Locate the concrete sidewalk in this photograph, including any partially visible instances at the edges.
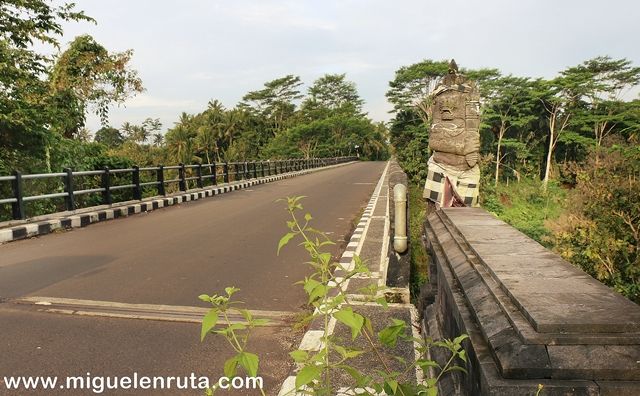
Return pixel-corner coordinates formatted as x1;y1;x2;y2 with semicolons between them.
278;161;419;395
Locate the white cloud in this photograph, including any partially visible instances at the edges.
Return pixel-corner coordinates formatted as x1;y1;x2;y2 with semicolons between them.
61;0;639;132
225;1;336;31
123;94;200;110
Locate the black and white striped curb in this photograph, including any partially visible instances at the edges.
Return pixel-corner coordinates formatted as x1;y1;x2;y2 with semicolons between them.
277;161;390;396
0;162;356;245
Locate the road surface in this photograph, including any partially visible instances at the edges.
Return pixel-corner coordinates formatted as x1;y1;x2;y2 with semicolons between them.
0;161;386;395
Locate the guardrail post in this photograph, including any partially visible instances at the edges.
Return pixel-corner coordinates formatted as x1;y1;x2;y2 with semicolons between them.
196;164;203;188
261;162;265;177
132;166;142;200
224;163;229;183
102;167;112;205
234;163;240;181
63;168;75;212
157;165;166;195
211;162;217;185
11;171;25;220
179;163;187;191
252;162;257;179
244;162;248;179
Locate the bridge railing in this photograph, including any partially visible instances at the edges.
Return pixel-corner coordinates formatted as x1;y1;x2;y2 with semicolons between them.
0;157;355;220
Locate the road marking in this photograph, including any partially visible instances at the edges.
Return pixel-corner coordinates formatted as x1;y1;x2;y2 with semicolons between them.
354;182;374;185
13;297;295;326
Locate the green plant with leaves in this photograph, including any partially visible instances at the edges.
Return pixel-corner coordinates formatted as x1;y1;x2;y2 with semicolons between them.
201;196;469;395
199;287;270;396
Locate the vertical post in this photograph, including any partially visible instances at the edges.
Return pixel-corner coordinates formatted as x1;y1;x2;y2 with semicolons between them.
244;162;249;179
261;162;265;177
224;163;229;183
234;163;240;181
196;164;203;188
63;168;75;212
252;162;257;179
157;165;166;196
102;167;112;205
179;163;187;191
211;162;217;185
132;166;142;200
11;171;25;220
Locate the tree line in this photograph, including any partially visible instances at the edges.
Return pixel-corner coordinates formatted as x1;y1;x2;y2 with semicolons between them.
1;1;388;179
0;1;387;221
387;58;640;303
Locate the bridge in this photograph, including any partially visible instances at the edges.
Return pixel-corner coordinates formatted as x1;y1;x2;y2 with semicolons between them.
0;159;639;395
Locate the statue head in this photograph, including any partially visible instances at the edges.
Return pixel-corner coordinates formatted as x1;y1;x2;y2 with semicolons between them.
429;60;481;168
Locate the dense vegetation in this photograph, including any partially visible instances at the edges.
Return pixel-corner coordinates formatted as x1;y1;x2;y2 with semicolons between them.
388;59;640;303
0;1;388;220
2;2;637;303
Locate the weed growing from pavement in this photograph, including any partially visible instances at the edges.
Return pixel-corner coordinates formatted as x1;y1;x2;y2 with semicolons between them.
200;196;468;395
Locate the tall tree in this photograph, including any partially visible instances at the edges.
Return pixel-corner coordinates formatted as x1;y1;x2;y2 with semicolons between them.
241;75;303;136
483;76;537;186
386;60;449;123
49;34;144;136
533;77;577;191
0;0;92;170
302;74;364;119
561;56;640;161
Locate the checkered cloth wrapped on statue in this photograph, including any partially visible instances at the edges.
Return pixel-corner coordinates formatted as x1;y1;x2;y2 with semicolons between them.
423;156;479;207
422;59;481;208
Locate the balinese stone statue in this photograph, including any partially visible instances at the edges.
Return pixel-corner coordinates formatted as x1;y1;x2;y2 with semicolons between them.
423;60;481;208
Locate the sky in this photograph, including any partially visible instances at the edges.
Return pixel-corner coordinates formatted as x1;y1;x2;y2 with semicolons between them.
50;0;640;133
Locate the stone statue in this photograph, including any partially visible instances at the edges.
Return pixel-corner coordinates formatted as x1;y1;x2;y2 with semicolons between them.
423;60;481;208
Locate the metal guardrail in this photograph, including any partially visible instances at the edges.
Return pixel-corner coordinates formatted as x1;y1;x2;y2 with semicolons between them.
0;157;355;220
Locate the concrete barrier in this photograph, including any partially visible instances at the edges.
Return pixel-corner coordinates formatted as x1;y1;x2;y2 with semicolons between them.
421;207;640;395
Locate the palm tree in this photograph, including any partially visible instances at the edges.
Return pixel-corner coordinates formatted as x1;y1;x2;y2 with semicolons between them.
152;133;164;147
166;113;197;164
196;126;217;164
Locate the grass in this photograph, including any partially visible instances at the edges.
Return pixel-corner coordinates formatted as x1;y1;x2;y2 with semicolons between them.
408;182;429;301
481;178;567;245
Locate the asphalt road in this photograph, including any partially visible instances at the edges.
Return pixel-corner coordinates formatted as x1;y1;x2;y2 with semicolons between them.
0;161;386;395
